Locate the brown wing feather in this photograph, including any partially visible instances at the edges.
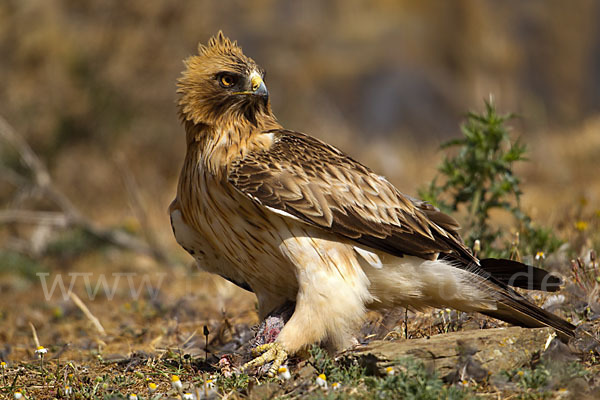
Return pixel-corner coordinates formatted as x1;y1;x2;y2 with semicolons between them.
228;129;477;265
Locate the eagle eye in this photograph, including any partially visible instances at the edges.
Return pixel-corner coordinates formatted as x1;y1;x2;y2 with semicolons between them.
218;73;237;88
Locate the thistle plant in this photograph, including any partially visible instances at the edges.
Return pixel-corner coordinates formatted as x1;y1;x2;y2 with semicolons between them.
420;98;561;258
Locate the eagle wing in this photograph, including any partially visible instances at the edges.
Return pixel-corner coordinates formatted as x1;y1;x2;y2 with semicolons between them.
228;129;477;265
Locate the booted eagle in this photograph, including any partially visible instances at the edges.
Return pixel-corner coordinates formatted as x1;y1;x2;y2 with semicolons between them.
170;32;574;375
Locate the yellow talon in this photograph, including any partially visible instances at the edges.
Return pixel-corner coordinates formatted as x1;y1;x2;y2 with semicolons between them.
242;342;288;377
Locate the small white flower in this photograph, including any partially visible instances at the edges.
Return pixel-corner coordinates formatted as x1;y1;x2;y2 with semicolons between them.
198;379;217;398
473;240;481;253
171;374;183;390
35;346;48;355
315;373;327;388
204;378;216;389
182;393;195;400
535;251;546;260
65;386;72;395
1;361;6;369
128;394;138;400
147;381;157;393
331;382;341;390
385;366;395;376
277;366;291;380
14;391;23;400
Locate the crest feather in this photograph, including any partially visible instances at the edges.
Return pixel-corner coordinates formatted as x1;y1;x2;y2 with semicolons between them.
199;31;240;57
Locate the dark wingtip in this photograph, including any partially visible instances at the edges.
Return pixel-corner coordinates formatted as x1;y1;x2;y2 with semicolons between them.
480;258;563;292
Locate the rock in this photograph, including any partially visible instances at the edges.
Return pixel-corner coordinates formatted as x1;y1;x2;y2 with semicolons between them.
342;327;556;381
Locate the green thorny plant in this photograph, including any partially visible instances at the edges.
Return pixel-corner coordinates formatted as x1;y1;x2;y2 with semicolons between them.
419;99;562;259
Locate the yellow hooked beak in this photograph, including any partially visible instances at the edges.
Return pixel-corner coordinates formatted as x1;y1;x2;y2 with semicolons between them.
251;75;263;92
233;72;268;98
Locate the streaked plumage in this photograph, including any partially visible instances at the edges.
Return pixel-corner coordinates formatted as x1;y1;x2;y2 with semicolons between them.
171;32;575;375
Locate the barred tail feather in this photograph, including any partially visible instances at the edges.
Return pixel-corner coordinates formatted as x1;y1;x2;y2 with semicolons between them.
482;287;575;341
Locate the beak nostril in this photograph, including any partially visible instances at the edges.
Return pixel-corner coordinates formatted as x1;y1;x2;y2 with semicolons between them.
250;75;263;93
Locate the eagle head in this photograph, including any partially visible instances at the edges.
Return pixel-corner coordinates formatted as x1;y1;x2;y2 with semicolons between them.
178;31;270;127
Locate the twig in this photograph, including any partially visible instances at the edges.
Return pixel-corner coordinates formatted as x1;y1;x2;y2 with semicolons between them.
571;259;586;291
181;329;198;348
204;325;210;362
0;114;173;263
0;116;51;188
29;322;47;371
0;115;82;220
0;210;70;226
29;322;41;348
69;292;107;336
9;369;20;393
404;308;408;339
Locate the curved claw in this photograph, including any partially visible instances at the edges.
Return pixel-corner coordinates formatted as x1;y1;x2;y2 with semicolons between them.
242;343;288;377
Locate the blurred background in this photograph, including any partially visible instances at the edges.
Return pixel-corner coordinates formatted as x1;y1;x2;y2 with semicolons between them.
2;0;600;225
1;0;599;357
2;0;600;226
